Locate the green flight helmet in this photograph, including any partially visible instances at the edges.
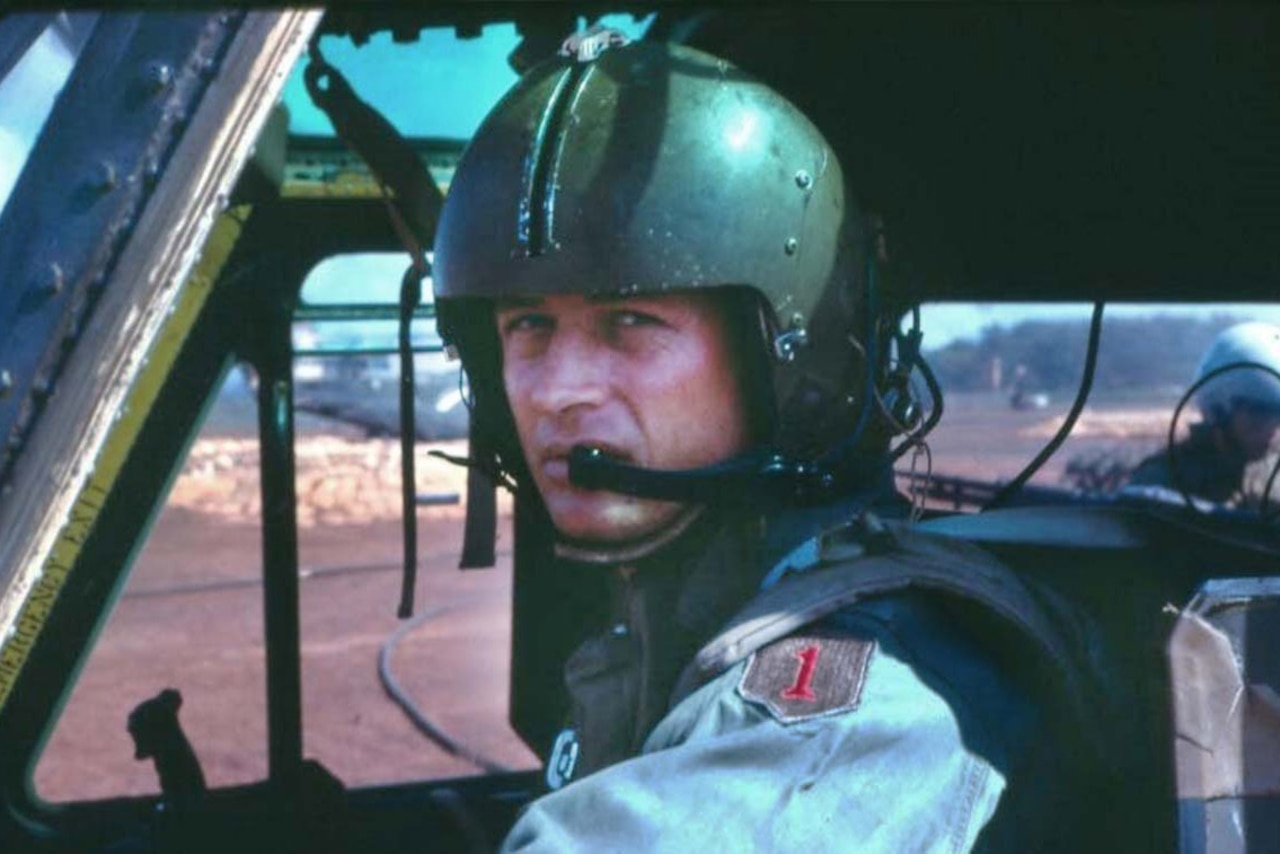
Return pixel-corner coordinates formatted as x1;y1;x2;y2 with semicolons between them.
434;35;874;487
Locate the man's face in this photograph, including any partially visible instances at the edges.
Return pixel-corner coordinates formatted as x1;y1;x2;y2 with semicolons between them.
1227;405;1280;462
497;292;752;544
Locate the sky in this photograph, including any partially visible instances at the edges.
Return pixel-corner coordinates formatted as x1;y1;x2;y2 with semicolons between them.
281;24;522;141
5;15;1280;352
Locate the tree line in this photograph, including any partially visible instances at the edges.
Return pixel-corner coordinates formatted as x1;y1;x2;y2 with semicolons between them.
925;313;1247;394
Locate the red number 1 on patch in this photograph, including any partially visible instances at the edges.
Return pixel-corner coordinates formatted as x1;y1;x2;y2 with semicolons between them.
781;643;821;701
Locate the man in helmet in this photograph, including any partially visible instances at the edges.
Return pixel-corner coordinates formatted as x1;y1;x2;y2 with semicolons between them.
1127;321;1280;507
433;31;1090;852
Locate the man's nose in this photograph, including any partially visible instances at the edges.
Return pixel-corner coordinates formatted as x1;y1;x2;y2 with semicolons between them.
529;331;610;413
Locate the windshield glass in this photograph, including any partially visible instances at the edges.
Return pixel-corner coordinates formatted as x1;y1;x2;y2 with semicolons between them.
0;13;95;217
280;13;653;141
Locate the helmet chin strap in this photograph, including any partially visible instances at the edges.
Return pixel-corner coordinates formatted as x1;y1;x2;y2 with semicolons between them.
567;446;875;506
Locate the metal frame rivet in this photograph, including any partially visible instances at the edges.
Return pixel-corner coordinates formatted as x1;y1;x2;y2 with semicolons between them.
149;62;173;91
97;161;118;191
45;263;65;296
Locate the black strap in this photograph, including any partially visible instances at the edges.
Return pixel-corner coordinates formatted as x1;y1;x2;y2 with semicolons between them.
459;461;497;569
396;265;422;617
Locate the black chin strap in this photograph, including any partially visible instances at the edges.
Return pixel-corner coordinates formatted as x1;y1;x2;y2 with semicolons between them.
567;446;892;506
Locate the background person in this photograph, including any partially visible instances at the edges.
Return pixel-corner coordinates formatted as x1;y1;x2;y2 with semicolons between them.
1127;321;1280;506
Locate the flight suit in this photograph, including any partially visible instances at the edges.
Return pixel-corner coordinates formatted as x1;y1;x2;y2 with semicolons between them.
502;506;1085;853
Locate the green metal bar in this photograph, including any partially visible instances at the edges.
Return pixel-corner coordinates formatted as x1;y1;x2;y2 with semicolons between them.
257;305;303;790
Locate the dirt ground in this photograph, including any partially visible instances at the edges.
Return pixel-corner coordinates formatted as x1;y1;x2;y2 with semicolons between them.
909;390;1172;482
28;388;1211;804
34;430;536;803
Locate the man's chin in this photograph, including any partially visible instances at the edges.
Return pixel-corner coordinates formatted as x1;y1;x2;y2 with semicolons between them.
545;495;684;546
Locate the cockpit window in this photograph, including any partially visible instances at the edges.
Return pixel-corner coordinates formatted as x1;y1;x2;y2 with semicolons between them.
291;254;537;786
280;13;653;141
301;252;417;306
909;302;1280;512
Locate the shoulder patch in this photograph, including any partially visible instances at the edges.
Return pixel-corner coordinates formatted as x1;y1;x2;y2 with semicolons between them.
737;629;874;723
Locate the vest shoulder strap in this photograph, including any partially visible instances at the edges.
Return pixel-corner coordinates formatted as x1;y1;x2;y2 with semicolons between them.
670;516;1086;726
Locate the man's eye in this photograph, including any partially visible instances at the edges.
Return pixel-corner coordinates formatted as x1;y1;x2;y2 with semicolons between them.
612;310;662;328
502;314;551;335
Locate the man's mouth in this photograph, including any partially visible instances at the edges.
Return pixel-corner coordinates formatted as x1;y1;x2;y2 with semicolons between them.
541;443;630;484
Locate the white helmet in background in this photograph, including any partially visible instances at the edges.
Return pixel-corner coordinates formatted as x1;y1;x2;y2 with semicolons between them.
1194;321;1280;421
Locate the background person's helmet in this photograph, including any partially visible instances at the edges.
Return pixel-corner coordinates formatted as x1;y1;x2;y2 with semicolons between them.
1193;321;1280;421
433;36;880;496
